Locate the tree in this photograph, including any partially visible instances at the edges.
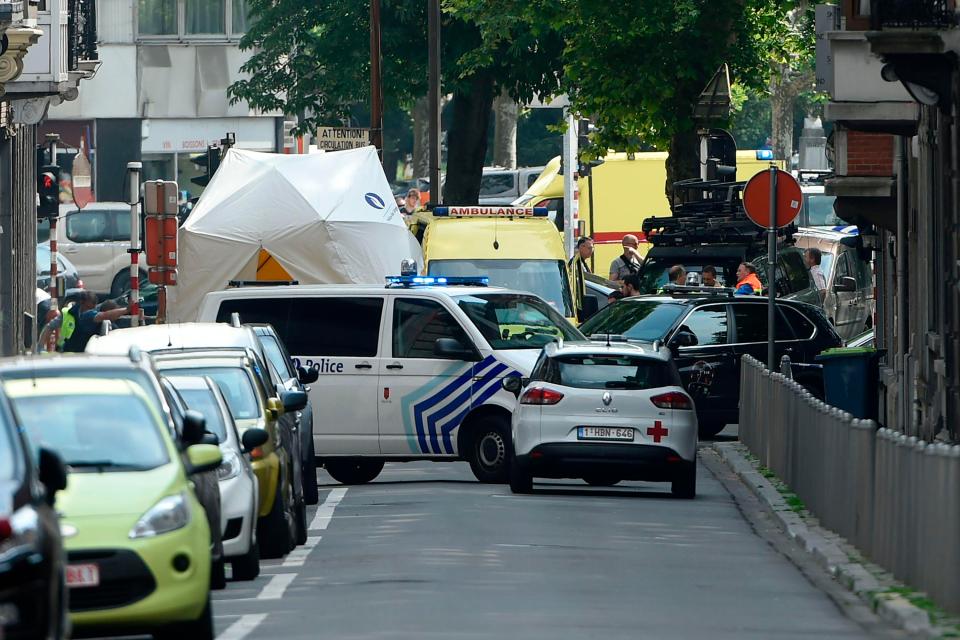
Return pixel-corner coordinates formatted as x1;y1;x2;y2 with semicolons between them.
450;0;797;196
230;0;563;204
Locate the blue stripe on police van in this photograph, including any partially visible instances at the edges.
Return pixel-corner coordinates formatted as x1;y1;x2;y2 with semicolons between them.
411;356;498;454
436;362;507;454
399;360;469;454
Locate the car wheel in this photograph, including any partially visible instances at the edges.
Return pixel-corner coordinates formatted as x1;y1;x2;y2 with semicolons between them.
110;269;143;299
153;594;214;640
509;459;533;494
583;475;621;487
466;416;510;484
697;421;726;439
231;538;260;581
257;480;293;559
324;459;384;485
302;439;319;505
210;557;226;590
671;461;697;499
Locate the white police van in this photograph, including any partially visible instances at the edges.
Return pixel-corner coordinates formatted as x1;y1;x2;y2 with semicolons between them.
197;276;585;484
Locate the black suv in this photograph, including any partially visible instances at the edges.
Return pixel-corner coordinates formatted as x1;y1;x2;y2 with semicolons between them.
580;289;841;437
0;387;68;640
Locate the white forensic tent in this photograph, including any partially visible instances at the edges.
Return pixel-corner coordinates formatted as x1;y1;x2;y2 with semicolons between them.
169;146;422;321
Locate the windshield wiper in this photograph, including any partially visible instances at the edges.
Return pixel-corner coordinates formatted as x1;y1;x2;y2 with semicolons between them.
68;461;150;472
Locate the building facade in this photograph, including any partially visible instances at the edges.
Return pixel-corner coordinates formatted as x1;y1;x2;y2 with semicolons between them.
823;0;960;442
44;0;282;202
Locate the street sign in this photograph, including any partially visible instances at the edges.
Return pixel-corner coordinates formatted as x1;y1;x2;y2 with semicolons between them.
316;127;371;151
742;168;803;229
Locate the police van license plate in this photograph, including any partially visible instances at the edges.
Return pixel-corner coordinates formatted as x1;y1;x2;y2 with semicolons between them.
577;427;634;441
66;564;99;588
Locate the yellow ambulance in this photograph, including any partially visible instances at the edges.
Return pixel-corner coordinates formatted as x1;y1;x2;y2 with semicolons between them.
513;150;780;278
418;206;578;323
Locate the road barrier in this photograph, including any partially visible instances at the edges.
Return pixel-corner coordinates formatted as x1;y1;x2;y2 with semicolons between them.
739;355;960;613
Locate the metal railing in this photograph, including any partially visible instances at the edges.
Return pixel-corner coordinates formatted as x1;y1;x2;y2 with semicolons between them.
871;0;960;29
740;355;960;613
66;0;97;70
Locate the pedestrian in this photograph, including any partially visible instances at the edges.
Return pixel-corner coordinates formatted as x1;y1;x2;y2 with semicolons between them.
607;290;624;305
804;247;827;301
401;188;421;217
621;273;642;297
569;236;594;321
608;234;642;282
667;264;687;286
735;262;763;295
702;265;719;287
51;291;132;352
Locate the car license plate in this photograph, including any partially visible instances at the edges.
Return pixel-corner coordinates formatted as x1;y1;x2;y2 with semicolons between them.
66;564;99;588
577;427;634;441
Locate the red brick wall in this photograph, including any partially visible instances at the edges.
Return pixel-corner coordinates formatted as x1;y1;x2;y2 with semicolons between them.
845;131;894;177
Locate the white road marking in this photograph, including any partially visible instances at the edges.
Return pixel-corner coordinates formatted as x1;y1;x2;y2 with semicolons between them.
282;535;322;567
257;573;296;600
309;487;348;531
216;613;268;640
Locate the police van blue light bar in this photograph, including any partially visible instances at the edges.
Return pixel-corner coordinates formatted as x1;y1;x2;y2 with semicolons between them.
386;275;490;287
755;149;775;161
433;206;549;218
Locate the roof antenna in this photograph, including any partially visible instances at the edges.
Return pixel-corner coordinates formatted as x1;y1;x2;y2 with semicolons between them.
606;332;611;347
493;217;500;251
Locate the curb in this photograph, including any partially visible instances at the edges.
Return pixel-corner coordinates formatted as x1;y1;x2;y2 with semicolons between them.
713;441;941;639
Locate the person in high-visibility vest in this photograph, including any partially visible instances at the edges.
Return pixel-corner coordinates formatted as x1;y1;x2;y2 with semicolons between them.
735;262;763;295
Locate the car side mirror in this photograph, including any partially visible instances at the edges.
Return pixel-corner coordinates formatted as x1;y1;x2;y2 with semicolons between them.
501;375;522;397
670;330;698;349
200;432;219;446
834;276;857;293
581;296;599;320
281;390;308;412
181;410;207;445
434;337;480;361
298;366;319;385
38;447;67;505
241;427;270;454
186;444;222;475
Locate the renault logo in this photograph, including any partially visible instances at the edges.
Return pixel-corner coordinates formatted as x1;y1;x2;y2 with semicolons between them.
602;392;612;406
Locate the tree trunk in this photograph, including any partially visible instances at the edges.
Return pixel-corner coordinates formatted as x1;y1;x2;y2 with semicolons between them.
443;72;496;204
770;64;796;166
411;96;430;179
492;89;518;169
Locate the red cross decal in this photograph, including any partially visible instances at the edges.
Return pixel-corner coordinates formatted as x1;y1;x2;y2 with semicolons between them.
647;420;668;443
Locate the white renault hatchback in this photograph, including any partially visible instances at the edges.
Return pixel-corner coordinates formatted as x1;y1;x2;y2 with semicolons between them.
506;340;698;497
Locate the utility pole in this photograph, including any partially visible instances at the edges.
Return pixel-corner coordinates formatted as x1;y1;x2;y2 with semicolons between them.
428;0;441;205
370;0;383;161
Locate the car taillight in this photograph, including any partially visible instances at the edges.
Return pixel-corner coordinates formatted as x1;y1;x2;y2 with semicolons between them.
520;387;564;405
0;518;11;541
651;391;693;410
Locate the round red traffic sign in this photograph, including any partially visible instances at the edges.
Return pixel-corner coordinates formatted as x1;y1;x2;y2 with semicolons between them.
742;168;803;229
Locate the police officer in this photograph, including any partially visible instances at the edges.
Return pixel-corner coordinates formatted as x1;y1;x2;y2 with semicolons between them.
569;236;594;320
41;291;132;352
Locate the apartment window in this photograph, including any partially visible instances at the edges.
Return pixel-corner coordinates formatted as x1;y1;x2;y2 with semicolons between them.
138;0;250;39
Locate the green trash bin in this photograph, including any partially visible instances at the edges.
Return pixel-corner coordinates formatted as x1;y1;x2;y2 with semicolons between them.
815;347;881;420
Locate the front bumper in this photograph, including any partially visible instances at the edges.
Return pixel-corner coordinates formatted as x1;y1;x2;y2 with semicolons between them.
67;519;210;631
218;472;257;559
516;442;693;482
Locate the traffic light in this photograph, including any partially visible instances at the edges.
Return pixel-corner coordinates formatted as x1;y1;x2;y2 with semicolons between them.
190;145;221;188
37;164;60;218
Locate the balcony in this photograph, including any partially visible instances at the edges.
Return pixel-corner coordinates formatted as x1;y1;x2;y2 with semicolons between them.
5;0;97;99
870;0;959;30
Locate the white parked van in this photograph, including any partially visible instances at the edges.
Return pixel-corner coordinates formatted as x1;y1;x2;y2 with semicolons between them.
197;278;585;484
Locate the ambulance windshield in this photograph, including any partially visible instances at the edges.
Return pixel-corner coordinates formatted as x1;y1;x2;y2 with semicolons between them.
454;293;584;350
429;259;575;318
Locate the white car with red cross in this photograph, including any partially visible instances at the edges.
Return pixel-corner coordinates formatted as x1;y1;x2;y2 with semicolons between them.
504;340;698;497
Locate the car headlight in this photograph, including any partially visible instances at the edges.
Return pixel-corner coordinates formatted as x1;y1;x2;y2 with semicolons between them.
217;450;242;481
0;505;40;562
129;492;191;539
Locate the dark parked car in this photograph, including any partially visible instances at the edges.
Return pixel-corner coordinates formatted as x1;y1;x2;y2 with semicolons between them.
580;288;842;437
37;243;83;292
0;387;68;640
249;324;320;505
